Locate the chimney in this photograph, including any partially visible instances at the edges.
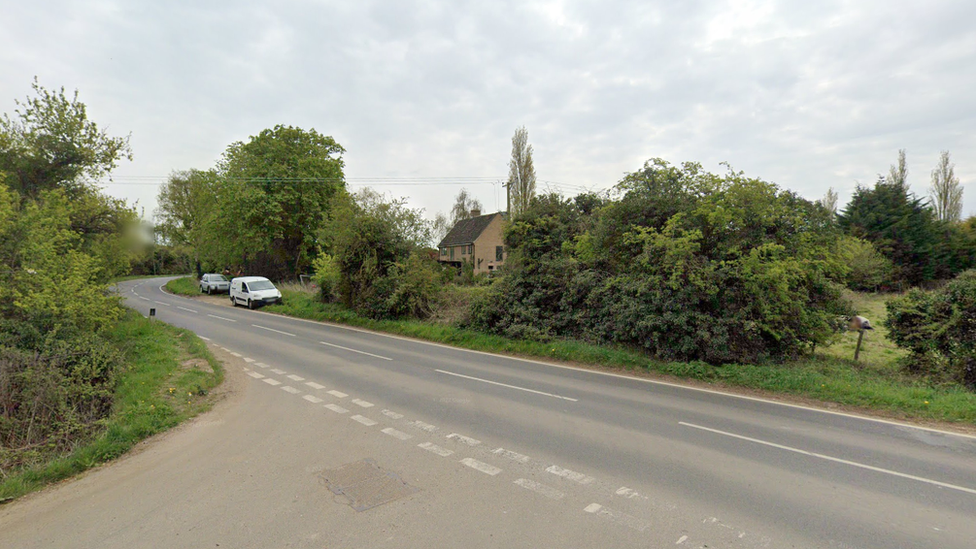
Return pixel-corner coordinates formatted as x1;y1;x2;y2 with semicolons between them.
470;209;481;217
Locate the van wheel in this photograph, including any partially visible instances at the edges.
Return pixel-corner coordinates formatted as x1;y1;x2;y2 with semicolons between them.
248;299;256;310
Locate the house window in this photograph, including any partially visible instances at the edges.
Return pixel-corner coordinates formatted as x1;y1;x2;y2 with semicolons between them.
496;246;504;261
440;247;446;256
462;245;467;256
467;244;473;255
450;247;455;260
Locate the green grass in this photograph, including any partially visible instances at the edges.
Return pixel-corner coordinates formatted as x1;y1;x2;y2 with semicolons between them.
0;311;223;502
821;290;908;370
165;276;200;296
264;285;976;426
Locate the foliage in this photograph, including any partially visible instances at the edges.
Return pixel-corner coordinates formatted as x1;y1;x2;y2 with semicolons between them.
469;160;854;364
449;188;483;226
1;312;222;499
506;126;536;217
834;236;893;291
886;270;976;387
316;189;439;319
838;176;942;285
0;79;131;201
929;150;963;223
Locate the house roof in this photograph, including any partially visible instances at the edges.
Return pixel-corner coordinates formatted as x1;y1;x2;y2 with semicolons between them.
438;212;504;247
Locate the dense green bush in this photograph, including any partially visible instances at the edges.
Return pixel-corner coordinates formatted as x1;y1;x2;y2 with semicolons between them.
468;160;854;364
315;189;441;319
886;270;976;387
834;236;894;291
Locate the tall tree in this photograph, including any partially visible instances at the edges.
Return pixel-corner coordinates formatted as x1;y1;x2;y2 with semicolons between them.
154;169;219;274
0;79;131;200
930;150;963;223
819;187;839;219
838;176;939;285
888;149;908;190
506;126;536;217
449;188;483;225
216;125;345;279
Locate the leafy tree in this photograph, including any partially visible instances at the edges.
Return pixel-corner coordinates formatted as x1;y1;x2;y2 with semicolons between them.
216;125;345;279
506;126;536;217
470;160;852;363
317;189;437;318
838;176;940;285
154;169;219;276
0;79;131;200
819;187;838;219
449;188;483;225
888;149;908;189
930;150;963;223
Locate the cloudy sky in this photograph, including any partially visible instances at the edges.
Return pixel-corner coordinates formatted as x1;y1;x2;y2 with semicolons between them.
3;0;975;220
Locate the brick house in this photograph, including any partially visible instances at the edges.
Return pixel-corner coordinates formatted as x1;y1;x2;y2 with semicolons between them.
437;210;507;274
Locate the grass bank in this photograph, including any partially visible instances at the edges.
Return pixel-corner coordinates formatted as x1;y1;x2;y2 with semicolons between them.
0;311;223;502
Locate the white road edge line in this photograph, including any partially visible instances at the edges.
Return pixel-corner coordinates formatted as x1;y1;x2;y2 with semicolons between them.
199;336;211;341
177;306;198;313
435;369;578;402
252;324;296;337
207;314;237;323
679;421;976;496
319;341;392;361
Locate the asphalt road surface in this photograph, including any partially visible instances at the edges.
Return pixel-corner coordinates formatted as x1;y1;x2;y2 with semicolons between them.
1;277;974;548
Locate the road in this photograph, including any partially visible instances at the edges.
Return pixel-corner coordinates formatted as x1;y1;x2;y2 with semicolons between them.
1;276;974;548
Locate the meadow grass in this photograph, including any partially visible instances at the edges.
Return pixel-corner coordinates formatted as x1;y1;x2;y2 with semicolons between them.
0;311;223;502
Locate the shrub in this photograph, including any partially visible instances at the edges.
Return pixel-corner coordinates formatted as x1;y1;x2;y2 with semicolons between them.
886;269;976;387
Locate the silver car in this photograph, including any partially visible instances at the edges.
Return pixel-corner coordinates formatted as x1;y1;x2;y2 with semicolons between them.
199;273;230;294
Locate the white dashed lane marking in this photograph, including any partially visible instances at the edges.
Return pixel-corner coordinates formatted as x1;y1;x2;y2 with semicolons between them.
447;433;481;446
207;314;236;322
255;362;270;368
252;324;296;337
547;465;595;485
262;378;282;386
615;487;649;500
461;458;501;476
199;336;210;341
305;382;325;390
352;399;374;408
514;478;564;500
436;369;578;402
303;395;324;404
230;352;242;358
177;306;198;313
281;386;301;394
583;503;650;532
138;296;151;301
286;374;305;381
320;341;392;361
247;372;265;379
327;390;348;398
381;428;412;440
409;420;438;433
381;410;403;420
325;404;349;414
270;368;287;375
243;357;255;363
493;448;530;463
351;415;378;426
418;442;453;457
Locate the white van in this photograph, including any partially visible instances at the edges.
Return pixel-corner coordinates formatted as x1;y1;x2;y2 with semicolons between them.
229;276;283;309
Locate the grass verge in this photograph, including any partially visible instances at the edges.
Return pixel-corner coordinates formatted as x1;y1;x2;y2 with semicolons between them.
0;310;223;502
165;276;200;296
263;286;976;426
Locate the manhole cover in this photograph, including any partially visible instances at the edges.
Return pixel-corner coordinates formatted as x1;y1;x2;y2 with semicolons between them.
320;458;419;512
